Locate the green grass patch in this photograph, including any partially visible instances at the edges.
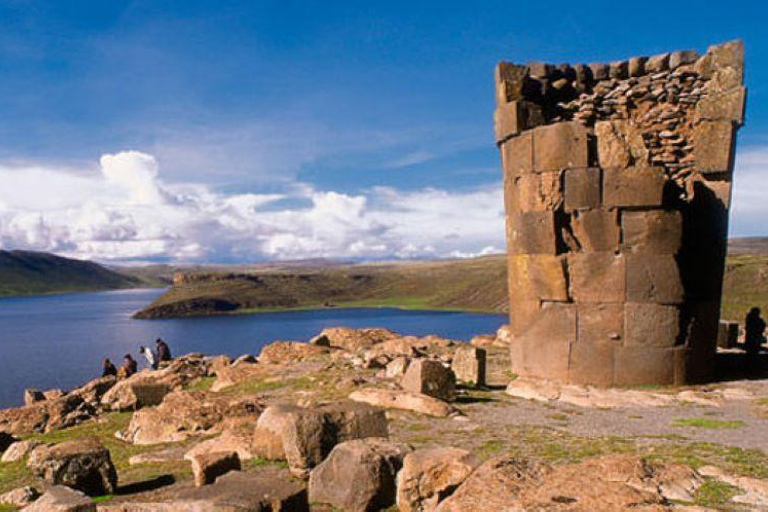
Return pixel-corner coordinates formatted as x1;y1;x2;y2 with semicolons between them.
672;418;746;429
478;439;504;458
251;457;288;469
693;479;742;508
184;376;215;392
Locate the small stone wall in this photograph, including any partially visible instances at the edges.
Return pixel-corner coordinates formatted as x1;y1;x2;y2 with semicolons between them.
495;41;746;386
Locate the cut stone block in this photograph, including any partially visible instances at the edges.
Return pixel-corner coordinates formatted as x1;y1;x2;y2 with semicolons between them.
614;347;679;386
693;121;735;173
495;62;528;105
717;321;739;349
595;120;649;169
508;255;569;302
626;254;684;304
621;210;682;254
508;299;542;337
698;177;733;209
191;451;241;487
603;166;666;208
494;101;544;143
507;211;558;255
452;346;486;387
624;303;681;347
578;303;623;344
501;132;533;177
571;209;620;252
401;359;456;401
696;87;746;125
516;171;563;212
567;253;625;303
568;340;616;387
511;303;575;381
564;168;600;211
533;121;589;172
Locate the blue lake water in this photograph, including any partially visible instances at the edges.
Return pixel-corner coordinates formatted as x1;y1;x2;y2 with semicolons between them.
0;288;506;409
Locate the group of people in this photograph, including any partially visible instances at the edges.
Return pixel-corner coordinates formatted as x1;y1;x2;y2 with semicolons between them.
101;338;173;379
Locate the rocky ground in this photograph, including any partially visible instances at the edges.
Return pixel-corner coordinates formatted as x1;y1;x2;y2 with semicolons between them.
2;327;768;511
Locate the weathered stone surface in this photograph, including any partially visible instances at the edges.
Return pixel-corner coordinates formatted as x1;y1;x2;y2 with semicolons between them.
628;56;646;77
0;486;39;507
397;447;478;512
508;255;568;302
696;86;746;125
564;168;600;211
385;356;411;379
27;439;117;496
603;166;666;208
533;121;589;172
669;49;698;69
624;303;681;347
401;359;456;401
308;438;411;512
316;327;400;351
578;303;623;344
252;401;388;478
2;440;42;463
451;346;486;387
621;210;682;254
571;209;620;252
501;132;533;177
645;53;669;73
507;211;558;255
24;389;45;405
717;321;739;349
349;388;455;417
626;254;684;304
191;451;241;487
515;171;562;212
100;380;170;412
693;121;735;173
510;303;575;381
569;339;616;387
568;253;625;303
494;101;544;143
614;346;680;386
0;395;94;436
258;341;328;364
494;62;527;105
70;377;115;407
595;120;649;169
21;486;95;512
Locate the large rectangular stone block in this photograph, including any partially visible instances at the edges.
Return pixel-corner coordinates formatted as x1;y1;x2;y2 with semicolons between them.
494;101;544;144
507;211;558;255
508;254;569;301
501;132;533;178
577;303;623;344
508;299;541;336
516;172;563;212
571;209;620;252
533;121;589;172
693;121;735;173
603;166;666;208
595;120;649;169
626;254;684;304
568;253;625;303
511;302;575;381
564;168;601;211
495;62;528;106
624;303;680;347
568;340;615;387
621;210;682;254
503;175;520;215
695;87;746;126
614;346;679;386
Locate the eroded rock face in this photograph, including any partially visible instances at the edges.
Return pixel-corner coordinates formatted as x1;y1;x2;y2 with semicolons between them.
497;41;746;386
120;390;263;445
0;394;94;436
27;439;117;497
2;439;42;463
396;447;478;512
252;401;388;478
401;359;456;401
258;341;329;364
308;437;412;512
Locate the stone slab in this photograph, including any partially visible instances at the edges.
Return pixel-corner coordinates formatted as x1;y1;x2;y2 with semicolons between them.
595;120;649;169
564;168;600;211
511;303;575;381
696;86;746;125
614;347;678;386
603;166;666;208
693;121;735;173
621;210;682;254
508;254;569;302
568;340;616;387
577;303;624;344
571;209;620;252
626;254;684;304
507;211;558;255
624;303;681;347
501;132;533;178
567;253;625;303
516;171;563;212
533;122;589;172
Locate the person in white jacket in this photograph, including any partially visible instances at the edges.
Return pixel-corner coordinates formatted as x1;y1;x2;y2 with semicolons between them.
139;345;157;370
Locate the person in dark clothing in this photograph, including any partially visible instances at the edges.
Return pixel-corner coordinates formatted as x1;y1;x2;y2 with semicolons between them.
102;358;117;378
155;338;172;362
745;307;766;356
118;354;138;379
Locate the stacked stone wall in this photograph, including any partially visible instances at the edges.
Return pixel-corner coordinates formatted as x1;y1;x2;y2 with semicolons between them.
495;41;746;386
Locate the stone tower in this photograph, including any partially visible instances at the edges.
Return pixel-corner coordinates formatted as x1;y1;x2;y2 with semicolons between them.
495;41;745;386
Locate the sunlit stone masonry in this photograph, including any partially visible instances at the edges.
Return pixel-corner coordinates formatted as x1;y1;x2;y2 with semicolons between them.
495;41;746;386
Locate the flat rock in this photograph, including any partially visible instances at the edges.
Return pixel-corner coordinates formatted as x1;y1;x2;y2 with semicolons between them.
2;439;43;463
0;486;39;507
257;341;329;364
349;388;456;417
191;451;241;487
21;485;95;512
397;446;478;512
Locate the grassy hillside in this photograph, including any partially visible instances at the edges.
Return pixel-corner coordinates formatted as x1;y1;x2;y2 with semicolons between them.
0;250;145;297
134;255;509;318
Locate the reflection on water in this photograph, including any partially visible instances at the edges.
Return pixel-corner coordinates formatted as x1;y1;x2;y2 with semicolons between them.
0;289;506;408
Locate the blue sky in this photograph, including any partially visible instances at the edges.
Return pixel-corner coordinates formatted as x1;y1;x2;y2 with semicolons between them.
0;1;765;263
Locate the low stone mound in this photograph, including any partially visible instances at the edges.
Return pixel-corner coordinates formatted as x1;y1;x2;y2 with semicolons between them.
315;327;400;351
27;438;117;497
252;400;388;478
258;341;329;364
309;437;412;512
119;390;264;445
0;394;94;436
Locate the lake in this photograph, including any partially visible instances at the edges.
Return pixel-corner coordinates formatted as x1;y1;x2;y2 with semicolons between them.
0;288;506;409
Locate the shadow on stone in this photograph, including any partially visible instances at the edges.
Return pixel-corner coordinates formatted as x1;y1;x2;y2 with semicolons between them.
116;474;175;495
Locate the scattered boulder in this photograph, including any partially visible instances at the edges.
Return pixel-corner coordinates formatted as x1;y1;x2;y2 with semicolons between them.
258;341;329;364
309;437;412;512
495;324;512;346
44;389;66;401
119;390;263;445
2;439;42;463
0;486;39;507
185;428;257;462
24;389;46;405
0;394;94;436
20;486;95;512
451;347;486;387
252;401;388;478
317;327;400;351
386;357;411;379
397;447;478;512
349;388;456;417
210;360;262;392
27;438;117;496
364;338;423;361
309;333;331;346
69;377;115;407
469;334;495;348
191;451;241;487
402;359;456;401
100;380;171;412
207;355;232;377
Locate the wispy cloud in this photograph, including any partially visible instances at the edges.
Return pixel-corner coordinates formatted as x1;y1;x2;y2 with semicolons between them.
730;145;768;237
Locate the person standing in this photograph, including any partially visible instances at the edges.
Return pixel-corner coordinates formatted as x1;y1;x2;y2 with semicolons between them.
745;307;767;356
156;338;172;362
140;345;157;370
